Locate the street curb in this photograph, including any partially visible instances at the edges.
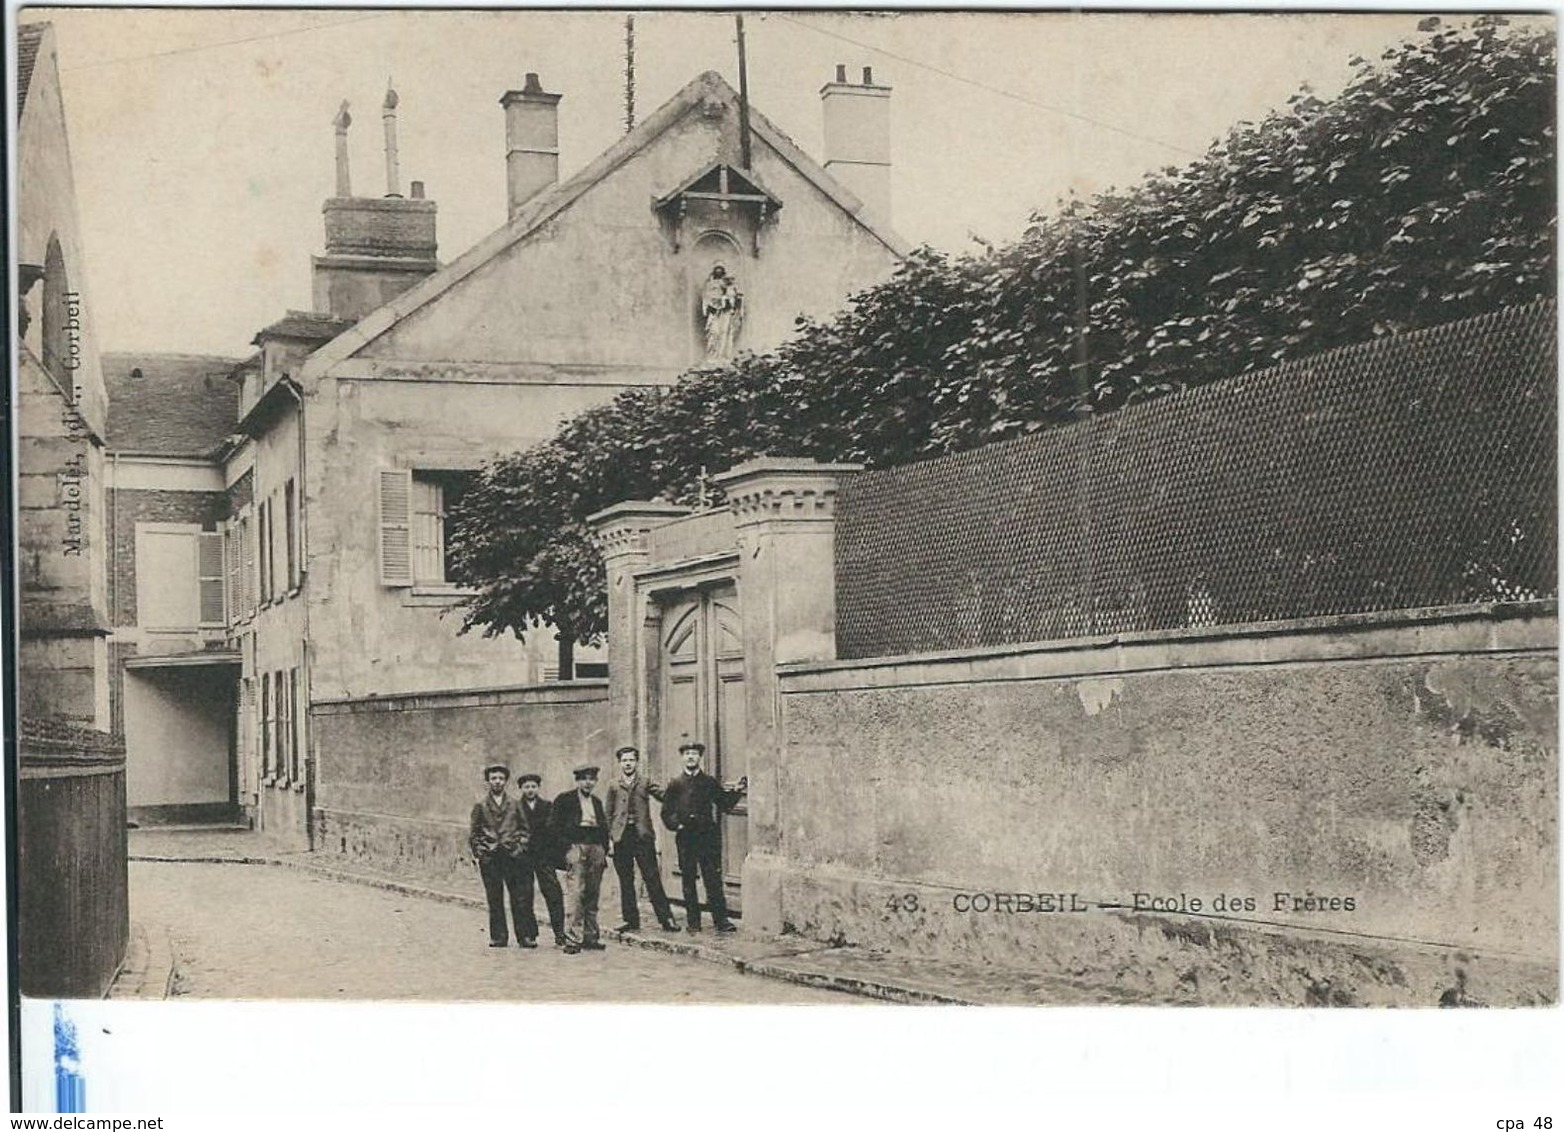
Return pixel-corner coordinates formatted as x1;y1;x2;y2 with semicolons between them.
132;852;975;1005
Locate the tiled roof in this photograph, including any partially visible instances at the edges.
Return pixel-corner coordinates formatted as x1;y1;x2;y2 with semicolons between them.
253;310;355;344
103;352;244;456
17;23;47;121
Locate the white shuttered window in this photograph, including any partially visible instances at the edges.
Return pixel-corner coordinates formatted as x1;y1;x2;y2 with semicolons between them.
378;469;413;585
198;531;225;625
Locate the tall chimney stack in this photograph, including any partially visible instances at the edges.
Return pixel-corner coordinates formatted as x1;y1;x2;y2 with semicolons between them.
382;81;402;198
499;73;562;219
820;63;892;221
333;100;353;198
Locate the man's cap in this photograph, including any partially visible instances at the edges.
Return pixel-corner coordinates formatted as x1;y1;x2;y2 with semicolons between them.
482;764;511;779
516;772;541;785
678;738;706;754
573;764;600;779
614;745;640;760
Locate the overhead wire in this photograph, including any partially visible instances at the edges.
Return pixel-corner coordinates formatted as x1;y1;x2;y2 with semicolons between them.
59;12;396;73
768;12;1202;159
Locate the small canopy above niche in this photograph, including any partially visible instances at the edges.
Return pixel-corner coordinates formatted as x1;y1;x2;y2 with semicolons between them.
654;162;782;255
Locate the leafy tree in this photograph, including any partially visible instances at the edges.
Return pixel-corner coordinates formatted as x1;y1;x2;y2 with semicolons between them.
448;16;1555;658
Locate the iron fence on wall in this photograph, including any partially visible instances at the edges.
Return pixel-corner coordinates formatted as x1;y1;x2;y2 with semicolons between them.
836;301;1557;660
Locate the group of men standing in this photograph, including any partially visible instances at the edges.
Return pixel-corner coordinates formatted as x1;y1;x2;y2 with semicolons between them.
468;740;747;955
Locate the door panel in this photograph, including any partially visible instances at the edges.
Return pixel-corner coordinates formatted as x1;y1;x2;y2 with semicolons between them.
654;585;746;912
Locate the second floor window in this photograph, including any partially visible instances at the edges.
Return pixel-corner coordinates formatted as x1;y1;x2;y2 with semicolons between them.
379;468;473;587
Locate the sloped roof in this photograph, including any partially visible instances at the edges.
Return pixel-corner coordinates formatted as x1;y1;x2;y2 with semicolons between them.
304;70;909;377
16;23;46;121
253;310;355;344
104;352;244;456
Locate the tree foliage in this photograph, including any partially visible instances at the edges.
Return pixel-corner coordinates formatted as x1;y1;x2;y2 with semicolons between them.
449;16;1555;649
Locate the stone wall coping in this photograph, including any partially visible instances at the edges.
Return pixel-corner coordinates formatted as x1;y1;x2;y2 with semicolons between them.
312;679;608;715
631;550;741;588
588;500;692;528
781;601;1558;690
711;457;865;484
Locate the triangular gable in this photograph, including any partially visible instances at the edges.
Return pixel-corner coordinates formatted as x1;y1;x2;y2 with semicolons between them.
302;70;909;379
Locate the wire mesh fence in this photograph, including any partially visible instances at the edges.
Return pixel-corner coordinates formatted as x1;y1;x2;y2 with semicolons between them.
835;300;1557;660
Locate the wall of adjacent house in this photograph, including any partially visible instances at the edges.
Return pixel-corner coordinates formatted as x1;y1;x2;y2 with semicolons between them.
302;375;608;704
310;681;609;891
14;21;123;1000
239;405;313;846
762;607;1558;1006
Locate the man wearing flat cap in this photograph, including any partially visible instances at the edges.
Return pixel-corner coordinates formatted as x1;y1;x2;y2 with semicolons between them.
659;739;746;934
515;772;567;947
468;764;531;948
548;765;610;954
605;745;680;933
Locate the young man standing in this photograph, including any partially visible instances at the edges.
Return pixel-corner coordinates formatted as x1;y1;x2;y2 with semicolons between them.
605;746;679;934
515;772;567;947
468;764;530;948
658;740;746;934
549;765;610;954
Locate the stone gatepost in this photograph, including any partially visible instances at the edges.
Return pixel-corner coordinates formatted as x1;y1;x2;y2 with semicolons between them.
589;501;691;749
712;458;861;933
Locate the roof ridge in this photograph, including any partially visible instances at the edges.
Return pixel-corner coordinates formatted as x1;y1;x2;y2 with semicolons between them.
300;69;906;377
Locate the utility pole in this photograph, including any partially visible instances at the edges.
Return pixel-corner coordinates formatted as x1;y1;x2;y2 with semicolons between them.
736;13;752;170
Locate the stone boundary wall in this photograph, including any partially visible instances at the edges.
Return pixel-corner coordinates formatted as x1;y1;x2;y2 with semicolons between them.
762;603;1558;1005
311;681;608;891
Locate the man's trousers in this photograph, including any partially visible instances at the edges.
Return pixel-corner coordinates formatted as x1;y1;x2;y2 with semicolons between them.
477;854;526;945
674;828;731;928
562;843;607;946
516;851;566;941
612;828;674;928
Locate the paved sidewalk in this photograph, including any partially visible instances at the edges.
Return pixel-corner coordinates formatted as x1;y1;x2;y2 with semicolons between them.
124;828;1144;1005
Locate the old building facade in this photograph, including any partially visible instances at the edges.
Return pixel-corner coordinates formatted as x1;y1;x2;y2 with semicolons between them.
110;67;906;863
14;21;128;996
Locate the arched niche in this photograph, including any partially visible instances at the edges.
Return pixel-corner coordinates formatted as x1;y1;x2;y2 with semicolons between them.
41;234;70;380
691;230;743;365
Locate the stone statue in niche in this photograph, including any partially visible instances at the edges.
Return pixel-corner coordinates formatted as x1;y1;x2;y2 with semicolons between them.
700;264;743;361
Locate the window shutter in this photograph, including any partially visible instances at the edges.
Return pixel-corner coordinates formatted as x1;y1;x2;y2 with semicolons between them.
378;469;414;585
198;532;226;625
225;524;240;624
261;499;273;602
285;479;298;590
242;515;256;614
260;672;271;776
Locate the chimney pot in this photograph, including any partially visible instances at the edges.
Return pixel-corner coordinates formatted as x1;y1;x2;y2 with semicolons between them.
820;70;893;221
835;64;847;83
500;76;563;219
410;180;425;199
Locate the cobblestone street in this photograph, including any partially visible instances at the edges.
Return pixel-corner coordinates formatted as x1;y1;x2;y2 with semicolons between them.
126;860;852;1004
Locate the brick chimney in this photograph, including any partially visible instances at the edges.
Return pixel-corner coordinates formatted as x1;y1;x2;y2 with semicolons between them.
499;73;562;219
820;64;892;221
312;89;439;322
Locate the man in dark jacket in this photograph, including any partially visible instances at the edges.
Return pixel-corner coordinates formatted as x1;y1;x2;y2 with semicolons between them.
658;740;746;934
605;746;679;934
468;764;530;948
515;772;567;947
549;765;610;954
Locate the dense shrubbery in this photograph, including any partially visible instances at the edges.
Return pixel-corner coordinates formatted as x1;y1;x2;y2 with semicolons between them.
449;16;1555;660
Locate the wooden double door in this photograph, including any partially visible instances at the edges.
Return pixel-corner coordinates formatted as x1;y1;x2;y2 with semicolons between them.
656;584;747;911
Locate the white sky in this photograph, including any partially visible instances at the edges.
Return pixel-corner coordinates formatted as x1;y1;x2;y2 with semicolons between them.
31;7;1437;357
